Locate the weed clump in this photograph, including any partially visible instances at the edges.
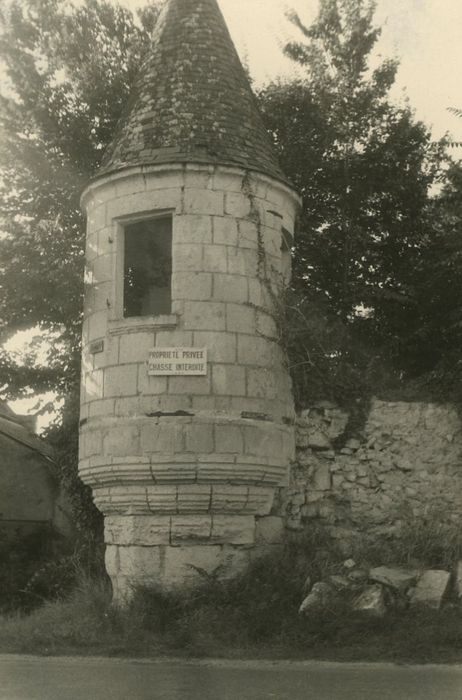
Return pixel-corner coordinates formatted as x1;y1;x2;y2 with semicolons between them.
1;520;462;662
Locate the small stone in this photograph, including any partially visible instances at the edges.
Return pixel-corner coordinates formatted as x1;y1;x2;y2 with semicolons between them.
394;458;413;472
299;581;336;616
346;438;361;450
353;584;387;617
410;570;451;610
370;566;419;593
343;559;357;570
348;568;369;583
312;463;332;491
303;575;312;594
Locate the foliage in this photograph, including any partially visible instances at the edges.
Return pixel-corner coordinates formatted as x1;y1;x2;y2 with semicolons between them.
0;0;161;396
0;0;162;530
260;0;449;403
2;528;462;662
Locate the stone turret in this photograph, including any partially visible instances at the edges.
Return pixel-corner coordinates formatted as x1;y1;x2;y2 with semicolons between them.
79;0;300;600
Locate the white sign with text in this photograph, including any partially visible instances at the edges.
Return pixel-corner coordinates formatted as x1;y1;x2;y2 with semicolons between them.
148;347;207;376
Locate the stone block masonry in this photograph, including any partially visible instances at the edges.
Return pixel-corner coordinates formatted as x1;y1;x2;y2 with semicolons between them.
280;399;462;553
79;163;300;598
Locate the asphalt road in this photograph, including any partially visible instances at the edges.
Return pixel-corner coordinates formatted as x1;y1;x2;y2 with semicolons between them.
1;655;462;700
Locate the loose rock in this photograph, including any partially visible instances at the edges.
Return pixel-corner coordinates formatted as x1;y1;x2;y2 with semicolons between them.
299;582;336;616
369;566;419;593
348;568;369;583
409;570;451;610
343;559;357;570
353;584;387;617
328;574;355;592
455;561;462;599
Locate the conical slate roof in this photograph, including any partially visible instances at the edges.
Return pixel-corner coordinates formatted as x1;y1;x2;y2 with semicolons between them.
98;0;286;182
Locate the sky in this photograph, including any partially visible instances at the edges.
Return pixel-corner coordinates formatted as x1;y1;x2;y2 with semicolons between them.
120;0;462;141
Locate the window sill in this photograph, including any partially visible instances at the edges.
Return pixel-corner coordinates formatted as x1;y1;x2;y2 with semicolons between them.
108;314;178;336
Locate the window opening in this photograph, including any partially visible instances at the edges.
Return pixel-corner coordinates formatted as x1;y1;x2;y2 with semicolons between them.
123;216;172;317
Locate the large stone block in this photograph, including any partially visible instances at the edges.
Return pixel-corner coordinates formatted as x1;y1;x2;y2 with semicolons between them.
213;217;239;246
145;485;178;513
312;463;332;491
89;399;115;418
183;301;226;331
227;248;258;276
87;204;106;232
456;561;462;599
170;515;212;544
256;311;278;338
81;429;103;458
106;189;182;219
82;369;104;402
177;484;212;512
173;244;203;272
105;545;120;577
162;545;223;586
118;545;163;579
213;273;248;303
137;369;168;396
212;364;246;396
174;214;212;244
369;566;419;593
104;364;138;398
211;515;255;544
243;424;282;458
246;368;277;399
183;166;214;190
211;485;249;512
237;220;259;249
202;244;228;273
88;311;108;341
185;423;214;453
192;331;236;364
226;303;255;334
119;332;155;364
104;424;140;458
140;423;184;453
105;515;171;546
215;424;244;453
91;254;113;285
183;188;224;216
150;459;197;483
410;570;451;609
225;191;252;218
168;375;211;395
212;169;244;193
237;334;274;367
172;272;213;301
114;397;141;417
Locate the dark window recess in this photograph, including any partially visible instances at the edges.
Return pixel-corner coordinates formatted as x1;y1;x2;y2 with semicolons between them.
124;216;172;317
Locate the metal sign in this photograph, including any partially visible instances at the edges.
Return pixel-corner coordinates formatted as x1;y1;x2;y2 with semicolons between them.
148;347;207;376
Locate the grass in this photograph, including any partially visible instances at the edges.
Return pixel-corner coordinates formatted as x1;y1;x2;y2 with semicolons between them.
1;521;462;663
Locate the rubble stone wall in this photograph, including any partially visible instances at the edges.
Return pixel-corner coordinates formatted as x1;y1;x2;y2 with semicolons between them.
277;399;462;550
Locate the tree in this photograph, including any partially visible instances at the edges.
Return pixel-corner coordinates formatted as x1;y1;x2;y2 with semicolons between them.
0;0;162;532
259;0;447;400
